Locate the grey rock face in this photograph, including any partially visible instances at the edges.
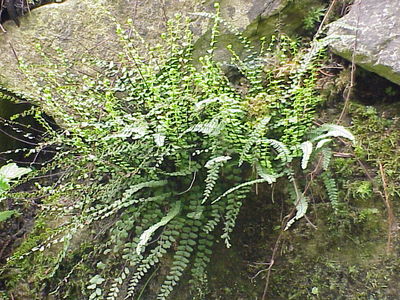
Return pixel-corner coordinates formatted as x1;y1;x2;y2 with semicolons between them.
328;0;400;85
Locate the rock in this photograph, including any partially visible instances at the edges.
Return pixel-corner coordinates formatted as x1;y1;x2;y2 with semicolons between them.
328;0;400;85
0;0;322;97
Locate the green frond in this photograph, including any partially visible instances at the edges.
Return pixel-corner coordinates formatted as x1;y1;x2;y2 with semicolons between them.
221;188;249;248
322;171;339;211
239;116;271;166
321;147;333;171
202;156;231;203
263;139;291;163
212;177;276;205
313;124;355;142
285;193;309;230
136;201;181;255
300;141;313;169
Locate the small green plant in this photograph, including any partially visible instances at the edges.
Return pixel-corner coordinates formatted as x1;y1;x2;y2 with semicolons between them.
303;6;326;31
384;86;397;96
350;180;373;201
0;163;31;223
1;5;354;299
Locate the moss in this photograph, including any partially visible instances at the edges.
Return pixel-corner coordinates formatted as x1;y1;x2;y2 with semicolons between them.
266;202;397;299
261;86;400;299
2;228;95;299
245;0;324;41
270;253;400;299
2;218;54;294
205;241;261;299
2;212;77;298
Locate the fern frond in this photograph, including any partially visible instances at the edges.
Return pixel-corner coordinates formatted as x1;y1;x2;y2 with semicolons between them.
157;224;198;300
285;193;309;230
313;124;355;142
211;177;276;204
89;193;170;223
255;163;279;182
321;147;333;171
239;116;271;166
105;123;148;140
185;118;223;136
189;232;214;296
315;138;332;149
221;188;248;248
203;203;223;234
300;141;313;169
263;139;291;163
202;156;231;203
136;201;181;255
322;171;339;211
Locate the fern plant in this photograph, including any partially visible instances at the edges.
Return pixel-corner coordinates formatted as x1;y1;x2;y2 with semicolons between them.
0;163;31;224
1;5;354;300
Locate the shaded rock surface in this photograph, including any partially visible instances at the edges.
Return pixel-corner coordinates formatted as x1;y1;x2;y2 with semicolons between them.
328;0;400;85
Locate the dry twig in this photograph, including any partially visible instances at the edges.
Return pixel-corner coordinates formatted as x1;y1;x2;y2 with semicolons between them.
378;161;397;254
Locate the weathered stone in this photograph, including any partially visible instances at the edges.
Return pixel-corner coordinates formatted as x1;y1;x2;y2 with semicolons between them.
328;0;400;85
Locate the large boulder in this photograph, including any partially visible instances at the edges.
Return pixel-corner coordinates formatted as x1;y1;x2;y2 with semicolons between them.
0;0;322;95
328;0;400;85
